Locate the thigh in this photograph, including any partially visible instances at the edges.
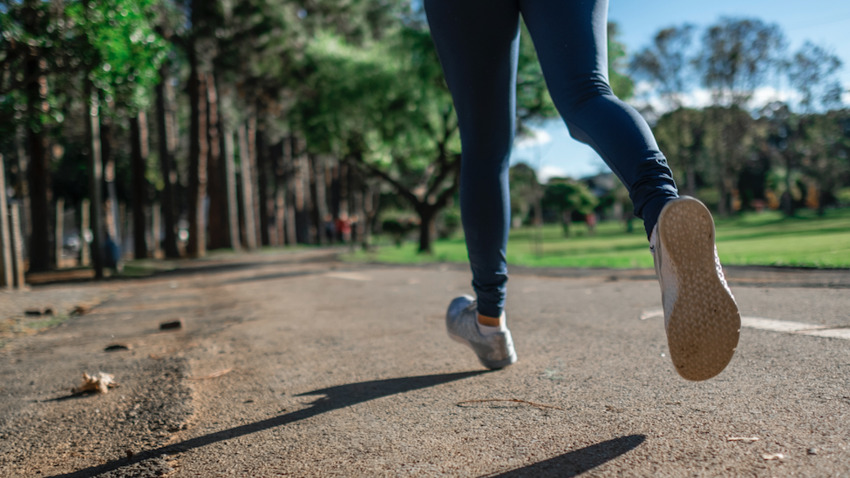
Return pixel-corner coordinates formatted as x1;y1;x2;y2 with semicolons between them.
520;0;611;108
424;0;521;145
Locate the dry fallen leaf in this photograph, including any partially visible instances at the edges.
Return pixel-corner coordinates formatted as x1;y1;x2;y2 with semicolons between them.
72;372;116;394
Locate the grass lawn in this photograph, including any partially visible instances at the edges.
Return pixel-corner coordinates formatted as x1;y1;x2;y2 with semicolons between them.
345;208;850;269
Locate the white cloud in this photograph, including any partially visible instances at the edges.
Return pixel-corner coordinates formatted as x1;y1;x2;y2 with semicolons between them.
632;82;803;113
537;165;567;183
514;128;552;149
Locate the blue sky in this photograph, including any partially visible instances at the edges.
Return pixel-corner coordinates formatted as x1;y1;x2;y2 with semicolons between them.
511;0;850;180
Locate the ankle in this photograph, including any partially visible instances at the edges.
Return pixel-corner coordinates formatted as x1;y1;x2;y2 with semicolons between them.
477;313;503;328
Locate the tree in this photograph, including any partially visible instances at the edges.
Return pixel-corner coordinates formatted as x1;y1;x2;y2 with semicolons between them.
785;42;845;215
290;27;459;253
541;179;598;237
653;107;707;196
702;105;762;214
1;0;164;273
761;101;800;215
2;0;65;272
787;41;843;114
129;111;150;258
293;14;559;253
68;0;166;274
508;163;540;227
631;25;696;110
184;0;222;257
797;111;850;214
631;25;701;193
697;17;786;108
697;17;785;214
607;22;636;101
154;59;182;258
208;0;302;249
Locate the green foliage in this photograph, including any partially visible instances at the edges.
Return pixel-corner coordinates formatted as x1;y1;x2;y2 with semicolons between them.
837;188;850;207
66;0;167;112
542;178;598;236
516;23;556;122
787;41;844;113
290;20;462;253
542;179;598;215
509;162;541;225
294;31;408;158
607;22;634;100
653;107;707;193
630;24;696;108
697;17;786;106
1;1;71;129
215;0;303;114
381;217;418;247
437;206;461;239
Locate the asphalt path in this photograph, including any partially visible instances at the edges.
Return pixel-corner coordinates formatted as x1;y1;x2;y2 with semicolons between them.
1;249;848;477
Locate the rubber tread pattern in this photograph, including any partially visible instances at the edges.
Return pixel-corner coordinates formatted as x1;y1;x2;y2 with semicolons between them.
657;197;741;381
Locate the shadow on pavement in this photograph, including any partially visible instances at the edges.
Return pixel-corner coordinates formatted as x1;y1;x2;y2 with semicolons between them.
47;371;486;478
485;434;646;478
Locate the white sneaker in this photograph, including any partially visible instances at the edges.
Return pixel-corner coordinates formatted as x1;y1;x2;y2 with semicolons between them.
651;197;741;381
446;295;517;370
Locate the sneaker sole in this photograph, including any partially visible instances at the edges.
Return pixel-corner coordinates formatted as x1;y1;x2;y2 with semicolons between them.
658;197;741;381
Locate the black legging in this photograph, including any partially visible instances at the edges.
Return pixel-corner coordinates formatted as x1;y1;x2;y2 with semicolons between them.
425;0;678;318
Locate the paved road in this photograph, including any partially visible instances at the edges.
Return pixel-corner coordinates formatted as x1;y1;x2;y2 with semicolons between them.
1;249;848;477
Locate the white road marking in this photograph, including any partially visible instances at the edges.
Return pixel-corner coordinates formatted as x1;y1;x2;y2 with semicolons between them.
740;317;821;333
323;272;372;281
641;310;850;340
795;328;850;340
640;309;663;321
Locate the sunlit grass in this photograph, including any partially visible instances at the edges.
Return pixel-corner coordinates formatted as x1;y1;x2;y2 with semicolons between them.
346;208;850;269
714;209;850;268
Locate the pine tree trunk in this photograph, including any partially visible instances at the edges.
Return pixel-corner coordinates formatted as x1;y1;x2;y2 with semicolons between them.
55;198;64;268
267;140;285;246
275;188;285;246
329;161;342;220
0;154;14;288
187;57;209;257
101;118;121;246
309;154;326;245
238;122;258;249
282;136;297;246
86;88;105;279
25;53;52;272
155;67;181;258
221;117;241;250
291;135;310;244
246;117;263;246
256;126;271;246
14;126;31;240
150;203;161;258
130;112;150;259
206;75;228;250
